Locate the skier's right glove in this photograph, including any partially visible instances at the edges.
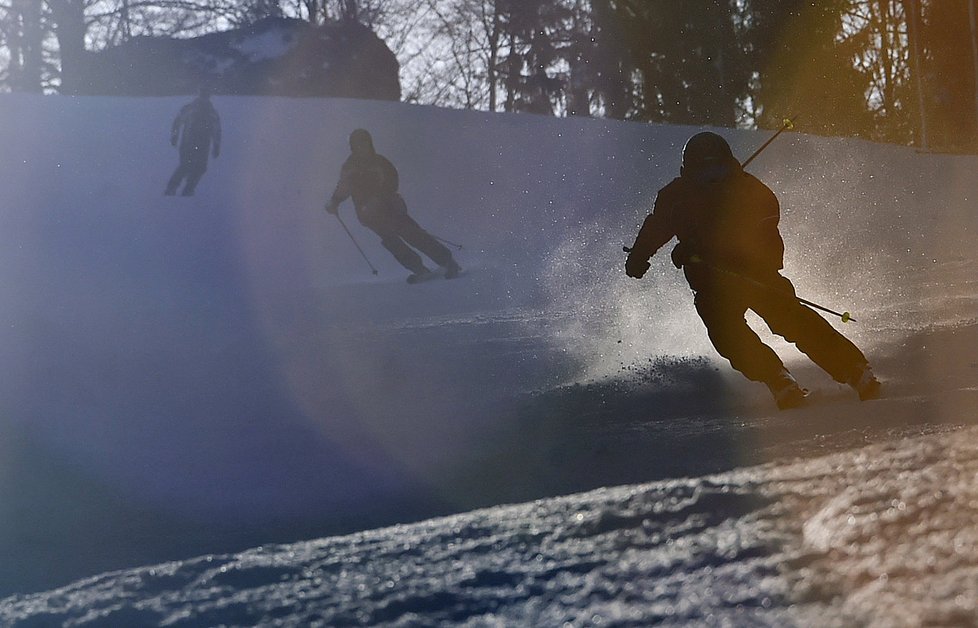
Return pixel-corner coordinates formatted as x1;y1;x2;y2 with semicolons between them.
625;250;651;279
324;200;339;215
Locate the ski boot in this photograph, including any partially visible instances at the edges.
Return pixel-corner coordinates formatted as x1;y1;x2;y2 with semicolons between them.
443;260;462;280
849;364;882;401
406;266;434;284
767;369;809;410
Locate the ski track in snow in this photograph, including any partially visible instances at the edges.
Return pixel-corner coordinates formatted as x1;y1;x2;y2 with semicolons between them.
0;93;977;624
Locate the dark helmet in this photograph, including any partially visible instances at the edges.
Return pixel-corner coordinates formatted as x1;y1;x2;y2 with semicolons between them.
682;131;734;167
681;131;738;183
349;128;375;155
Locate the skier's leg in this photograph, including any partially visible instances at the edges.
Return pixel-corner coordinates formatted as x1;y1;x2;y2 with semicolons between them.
362;215;427;275
694;289;788;384
182;169;205;196
181;158;208;196
697;290;807;408
394;214;457;270
381;236;427;274
165;162;188;195
752;275;870;384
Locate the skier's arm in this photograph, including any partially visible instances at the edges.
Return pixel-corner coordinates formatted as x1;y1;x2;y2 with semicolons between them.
325;164;352;214
625;193;677;278
170;108;186;146
379;156;399;197
753;183;786;272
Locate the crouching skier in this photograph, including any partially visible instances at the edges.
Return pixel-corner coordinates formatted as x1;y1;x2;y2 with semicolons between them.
325;129;461;283
624;131;881;409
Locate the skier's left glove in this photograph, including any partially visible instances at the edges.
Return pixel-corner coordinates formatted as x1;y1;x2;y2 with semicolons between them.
625;250;651;279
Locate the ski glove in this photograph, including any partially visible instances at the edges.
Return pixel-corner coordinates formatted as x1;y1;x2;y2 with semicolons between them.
625;251;651;279
325;200;339;215
212;145;220;158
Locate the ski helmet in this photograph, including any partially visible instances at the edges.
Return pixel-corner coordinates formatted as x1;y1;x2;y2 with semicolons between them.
349;128;375;154
681;132;738;183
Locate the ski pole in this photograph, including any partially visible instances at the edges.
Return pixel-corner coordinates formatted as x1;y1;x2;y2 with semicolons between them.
731;114;855;319
335;214;378;275
797;296;853;322
431;234;463;250
741;114;799;169
622;247;855;322
691;255;855;323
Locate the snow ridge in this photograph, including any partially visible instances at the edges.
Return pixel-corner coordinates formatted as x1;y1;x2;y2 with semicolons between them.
3;425;976;626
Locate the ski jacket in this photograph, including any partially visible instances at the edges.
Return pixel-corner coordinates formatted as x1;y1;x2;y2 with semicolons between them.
629;171;785;279
328;151;400;212
171;98;221;154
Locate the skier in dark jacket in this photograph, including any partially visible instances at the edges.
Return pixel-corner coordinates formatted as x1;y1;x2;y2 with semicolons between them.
325;129;461;283
625;131;880;409
165;87;221;196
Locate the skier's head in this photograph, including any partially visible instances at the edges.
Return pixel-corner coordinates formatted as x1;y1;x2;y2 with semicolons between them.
197;85;212;100
349;128;375;156
681;131;739;184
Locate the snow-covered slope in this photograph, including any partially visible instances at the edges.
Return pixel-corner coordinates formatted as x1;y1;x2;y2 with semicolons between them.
0;93;976;623
3;422;976;626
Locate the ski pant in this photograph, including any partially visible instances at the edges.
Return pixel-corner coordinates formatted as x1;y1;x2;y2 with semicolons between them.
356;196;454;274
688;270;868;385
166;145;208;195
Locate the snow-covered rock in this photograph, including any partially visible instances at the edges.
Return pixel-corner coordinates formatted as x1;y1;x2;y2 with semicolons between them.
68;17;400;99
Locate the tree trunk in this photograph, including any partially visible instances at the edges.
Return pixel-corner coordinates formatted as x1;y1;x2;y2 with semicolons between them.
10;0;44;92
49;0;88;95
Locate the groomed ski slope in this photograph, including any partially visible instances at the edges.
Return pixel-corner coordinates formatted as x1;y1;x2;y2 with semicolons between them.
0;94;976;623
4;422;978;626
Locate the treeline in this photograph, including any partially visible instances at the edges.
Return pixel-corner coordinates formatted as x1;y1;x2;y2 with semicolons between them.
2;0;976;149
407;0;978;150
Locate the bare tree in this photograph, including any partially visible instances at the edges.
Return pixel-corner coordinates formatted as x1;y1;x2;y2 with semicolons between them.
842;0;915;141
2;0;46;91
3;0;956;148
285;0;384;24
47;0;86;93
401;0;502;109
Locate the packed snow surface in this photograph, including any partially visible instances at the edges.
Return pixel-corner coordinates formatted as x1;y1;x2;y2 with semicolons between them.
3;423;977;626
0;94;976;625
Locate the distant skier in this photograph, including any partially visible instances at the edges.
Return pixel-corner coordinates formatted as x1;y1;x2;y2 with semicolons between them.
624;131;881;409
325;128;461;283
164;87;221;197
